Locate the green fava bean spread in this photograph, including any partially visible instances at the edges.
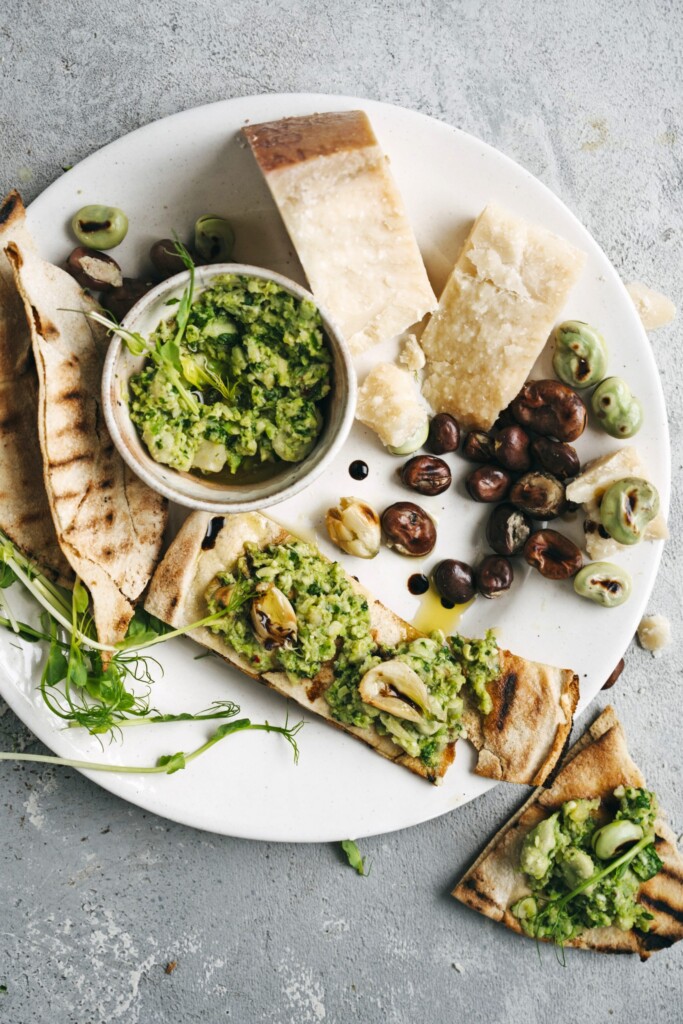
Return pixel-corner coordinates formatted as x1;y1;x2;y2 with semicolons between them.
511;786;663;945
129;274;332;477
592;376;643;438
599;476;660;546
205;539;501;771
553;320;607;389
574;561;632;607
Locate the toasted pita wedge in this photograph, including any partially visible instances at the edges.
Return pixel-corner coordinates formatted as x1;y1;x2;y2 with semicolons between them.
5;240;167;647
145;510;578;784
0;191;72;584
453;706;683;958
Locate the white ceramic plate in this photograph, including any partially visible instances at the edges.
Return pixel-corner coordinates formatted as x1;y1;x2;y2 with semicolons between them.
1;94;669;842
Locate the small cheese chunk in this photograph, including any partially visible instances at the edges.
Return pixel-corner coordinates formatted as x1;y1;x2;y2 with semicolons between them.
356;363;428;448
243;112;436;355
566;447;668;558
637;614;671;655
398;333;426;373
626;281;676;331
420;203;586;430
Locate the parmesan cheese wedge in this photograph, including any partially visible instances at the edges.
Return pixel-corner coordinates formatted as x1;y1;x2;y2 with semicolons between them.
243;111;437;355
420;204;586;430
356;363;428;449
626;281;676;331
565;446;668;559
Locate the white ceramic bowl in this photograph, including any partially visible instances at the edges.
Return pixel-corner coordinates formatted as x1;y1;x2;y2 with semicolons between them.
101;264;356;512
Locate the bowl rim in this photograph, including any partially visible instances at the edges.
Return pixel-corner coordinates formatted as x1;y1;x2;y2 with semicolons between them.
101;262;357;513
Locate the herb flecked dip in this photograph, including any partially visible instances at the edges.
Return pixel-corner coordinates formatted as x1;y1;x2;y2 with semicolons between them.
129;274;332;478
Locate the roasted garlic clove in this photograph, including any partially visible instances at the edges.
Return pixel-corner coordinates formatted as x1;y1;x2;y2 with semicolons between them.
359;660;443;723
325;497;381;559
250;584;297;647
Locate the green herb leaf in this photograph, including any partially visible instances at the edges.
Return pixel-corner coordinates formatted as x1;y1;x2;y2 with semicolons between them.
0;563;18;589
341;839;369;876
157;751;186;774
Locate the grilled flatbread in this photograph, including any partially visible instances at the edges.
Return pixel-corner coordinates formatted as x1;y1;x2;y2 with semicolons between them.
0;191;72;584
6;240;167;647
453;706;683;958
145;510;578;785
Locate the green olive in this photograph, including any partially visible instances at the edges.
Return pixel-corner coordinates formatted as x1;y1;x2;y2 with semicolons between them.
573;561;632;607
387;418;429;456
71;205;129;250
592;819;643;860
194;215;235;263
591;376;643;438
600;477;660;546
552;320;607;389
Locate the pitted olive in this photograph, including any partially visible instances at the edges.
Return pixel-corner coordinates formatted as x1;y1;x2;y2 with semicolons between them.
65;247;123;291
602;658;625;690
466;465;512;503
493;425;532;472
477;555;513;599
511;379;587;442
426;413;460;454
102;278;153;321
400;455;452;495
462;430;495;462
150;238;188;277
432;559;476;605
599;477;659;545
530;437;580;480
381;502;436;556
591;377;643;439
574;561;632;607
524;530;583;580
552;320;608;389
510;471;566;519
486;503;533;556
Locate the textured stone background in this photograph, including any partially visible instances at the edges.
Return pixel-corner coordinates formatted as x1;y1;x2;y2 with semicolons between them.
0;1;681;1021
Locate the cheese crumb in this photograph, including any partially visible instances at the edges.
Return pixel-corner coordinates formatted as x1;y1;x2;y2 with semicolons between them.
356;363;428;448
637;614;671;656
398;333;426;373
626;281;676;331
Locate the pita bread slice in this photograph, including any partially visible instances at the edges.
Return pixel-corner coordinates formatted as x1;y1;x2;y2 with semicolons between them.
145;510;578;785
453;706;683;958
0;191;72;584
5;240;167;647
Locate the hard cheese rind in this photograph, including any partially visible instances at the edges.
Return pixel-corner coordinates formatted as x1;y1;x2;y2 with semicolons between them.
243;111;437;355
421;203;586;430
144;510;578;786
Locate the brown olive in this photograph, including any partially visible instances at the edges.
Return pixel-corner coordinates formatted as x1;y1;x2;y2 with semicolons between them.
510;471;565;520
523;529;583;580
400;455;452;496
493;425;532;472
511;379;587;442
65;247;123;292
426;413;460;454
531;437;580;480
466;465;512;503
477;555;513;599
486;503;533;556
102;278;153;321
150;238;188;277
462;431;495;462
381;502;436;557
602;658;625;691
432;559;476;604
493;405;516;430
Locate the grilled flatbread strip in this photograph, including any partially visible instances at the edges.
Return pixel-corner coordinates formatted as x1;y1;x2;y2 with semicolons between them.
6;240;167;647
145;510;578;785
453;706;683;958
0;191;72;584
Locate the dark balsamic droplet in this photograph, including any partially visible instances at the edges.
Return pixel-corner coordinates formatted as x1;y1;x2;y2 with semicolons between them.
201;516;225;550
349;460;369;481
408;573;429;596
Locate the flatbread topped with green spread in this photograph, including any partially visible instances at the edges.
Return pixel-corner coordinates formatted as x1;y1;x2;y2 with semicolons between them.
145;510;578;784
453;706;683;958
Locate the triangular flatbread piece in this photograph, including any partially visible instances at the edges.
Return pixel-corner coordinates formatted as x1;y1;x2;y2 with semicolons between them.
145;509;578;785
5;238;167;646
0;191;73;584
453;706;683;958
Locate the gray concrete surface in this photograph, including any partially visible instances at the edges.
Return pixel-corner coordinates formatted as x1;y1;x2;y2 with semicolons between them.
1;1;682;1021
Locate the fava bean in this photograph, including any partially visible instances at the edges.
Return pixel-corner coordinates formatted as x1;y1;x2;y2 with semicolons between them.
574;561;632;607
591;376;643;438
553;320;607;389
599;476;659;545
194;214;235;263
71;204;128;250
